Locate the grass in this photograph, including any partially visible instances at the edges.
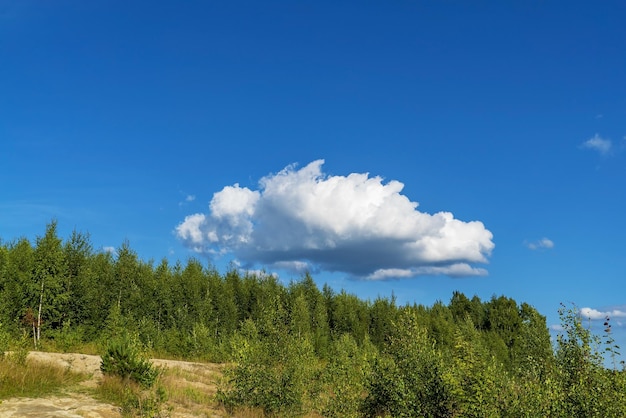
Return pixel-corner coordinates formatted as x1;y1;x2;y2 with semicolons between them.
94;359;230;417
95;375;169;417
37;338;102;356
0;347;234;417
0;353;87;399
158;365;227;417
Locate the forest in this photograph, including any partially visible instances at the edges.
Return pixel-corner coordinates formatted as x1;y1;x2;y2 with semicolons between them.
1;221;625;417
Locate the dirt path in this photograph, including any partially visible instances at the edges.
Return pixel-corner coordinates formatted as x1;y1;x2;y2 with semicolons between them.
0;352;226;418
0;394;120;418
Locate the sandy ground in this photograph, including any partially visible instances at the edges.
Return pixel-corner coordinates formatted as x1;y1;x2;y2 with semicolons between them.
0;351;226;418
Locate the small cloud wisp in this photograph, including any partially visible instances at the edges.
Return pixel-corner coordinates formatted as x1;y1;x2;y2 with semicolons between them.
102;246;117;256
581;134;613;156
526;238;554;250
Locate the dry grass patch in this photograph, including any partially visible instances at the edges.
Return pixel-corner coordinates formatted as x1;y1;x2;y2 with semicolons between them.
159;364;227;417
0;353;88;399
95;374;168;417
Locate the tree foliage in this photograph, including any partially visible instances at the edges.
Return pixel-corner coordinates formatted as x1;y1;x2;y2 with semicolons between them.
2;221;626;416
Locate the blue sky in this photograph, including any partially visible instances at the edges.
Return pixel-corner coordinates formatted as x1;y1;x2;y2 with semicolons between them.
2;1;625;359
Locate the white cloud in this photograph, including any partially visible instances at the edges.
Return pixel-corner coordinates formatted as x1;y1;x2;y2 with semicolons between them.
178;193;197;207
550;324;564;332
580;307;626;320
581;134;612;155
526;237;554;250
242;269;279;279
102;246;117;255
175;160;495;279
366;264;488;280
273;260;312;274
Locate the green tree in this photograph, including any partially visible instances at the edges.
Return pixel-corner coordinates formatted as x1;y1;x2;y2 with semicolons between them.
225;268;247;323
311;289;331;357
364;309;452;417
220;307;319;416
442;319;505;417
100;332;159;388
484;295;522;368
554;303;614;417
152;258;173;331
1;238;34;332
486;295;522;349
32;221;68;346
369;295;397;348
59;229;94;346
84;251;116;338
510;302;553;377
322;333;376;417
449;291;472;322
428;301;455;349
329;290;369;343
214;273;238;338
290;293;311;338
112;241;140;315
177;258;209;328
0;241;8;323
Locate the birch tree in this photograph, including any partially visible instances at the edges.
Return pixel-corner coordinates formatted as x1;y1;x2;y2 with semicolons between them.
33;220;67;346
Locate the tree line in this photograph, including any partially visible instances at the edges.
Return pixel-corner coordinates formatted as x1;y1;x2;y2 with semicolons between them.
1;221;625;416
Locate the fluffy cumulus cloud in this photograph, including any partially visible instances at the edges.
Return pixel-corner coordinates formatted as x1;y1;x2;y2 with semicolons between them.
581;133;613;155
526;237;554;250
175;160;494;279
580;307;626;321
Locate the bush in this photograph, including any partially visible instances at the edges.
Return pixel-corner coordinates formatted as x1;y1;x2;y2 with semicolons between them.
363;310;453;418
0;322;9;358
100;333;159;388
51;321;85;353
97;375;168;418
218;319;320;416
320;333;376;417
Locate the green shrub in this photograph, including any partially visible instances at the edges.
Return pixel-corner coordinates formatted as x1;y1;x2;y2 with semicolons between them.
97;375;168;418
321;333;376;417
363;310;453;418
51;321;85;353
218;319;320;416
0;322;9;357
552;303;626;417
100;333;159;388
